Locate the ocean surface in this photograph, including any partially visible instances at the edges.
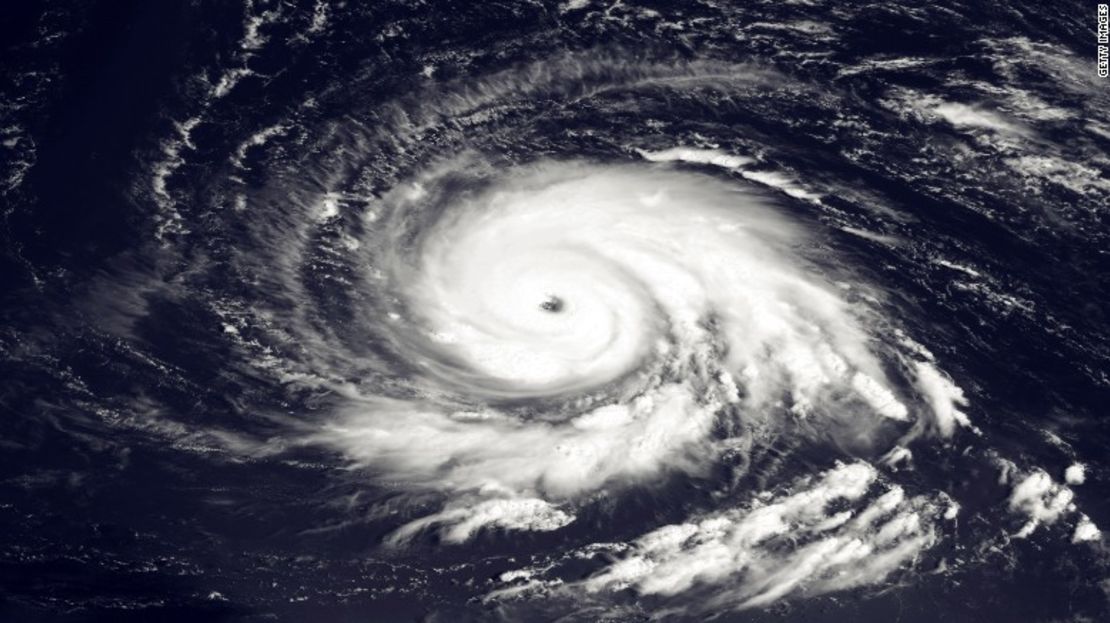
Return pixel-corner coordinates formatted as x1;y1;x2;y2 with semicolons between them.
1;1;1109;621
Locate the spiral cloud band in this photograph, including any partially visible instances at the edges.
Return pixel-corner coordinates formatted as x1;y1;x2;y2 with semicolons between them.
308;157;969;562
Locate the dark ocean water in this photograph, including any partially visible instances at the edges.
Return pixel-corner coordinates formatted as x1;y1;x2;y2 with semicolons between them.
1;1;1109;621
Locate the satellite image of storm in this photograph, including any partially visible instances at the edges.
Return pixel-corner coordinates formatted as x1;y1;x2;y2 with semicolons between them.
2;1;1109;621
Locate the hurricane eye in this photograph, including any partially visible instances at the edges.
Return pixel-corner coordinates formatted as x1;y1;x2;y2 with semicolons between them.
539;295;564;313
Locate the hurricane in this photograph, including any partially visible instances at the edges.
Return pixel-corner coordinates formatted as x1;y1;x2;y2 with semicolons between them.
1;1;1108;621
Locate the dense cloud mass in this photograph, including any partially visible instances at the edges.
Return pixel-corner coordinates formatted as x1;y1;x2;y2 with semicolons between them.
308;158;971;557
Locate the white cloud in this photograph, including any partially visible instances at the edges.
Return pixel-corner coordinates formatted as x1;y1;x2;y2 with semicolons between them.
636;147;755;170
1073;515;1101;543
387;497;574;545
931;102;1027;135
636;147;820;201
852;372;910;421
560;462;939;611
1064;463;1086;485
914;362;975;437
882;446;913;469
1009;469;1075;538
